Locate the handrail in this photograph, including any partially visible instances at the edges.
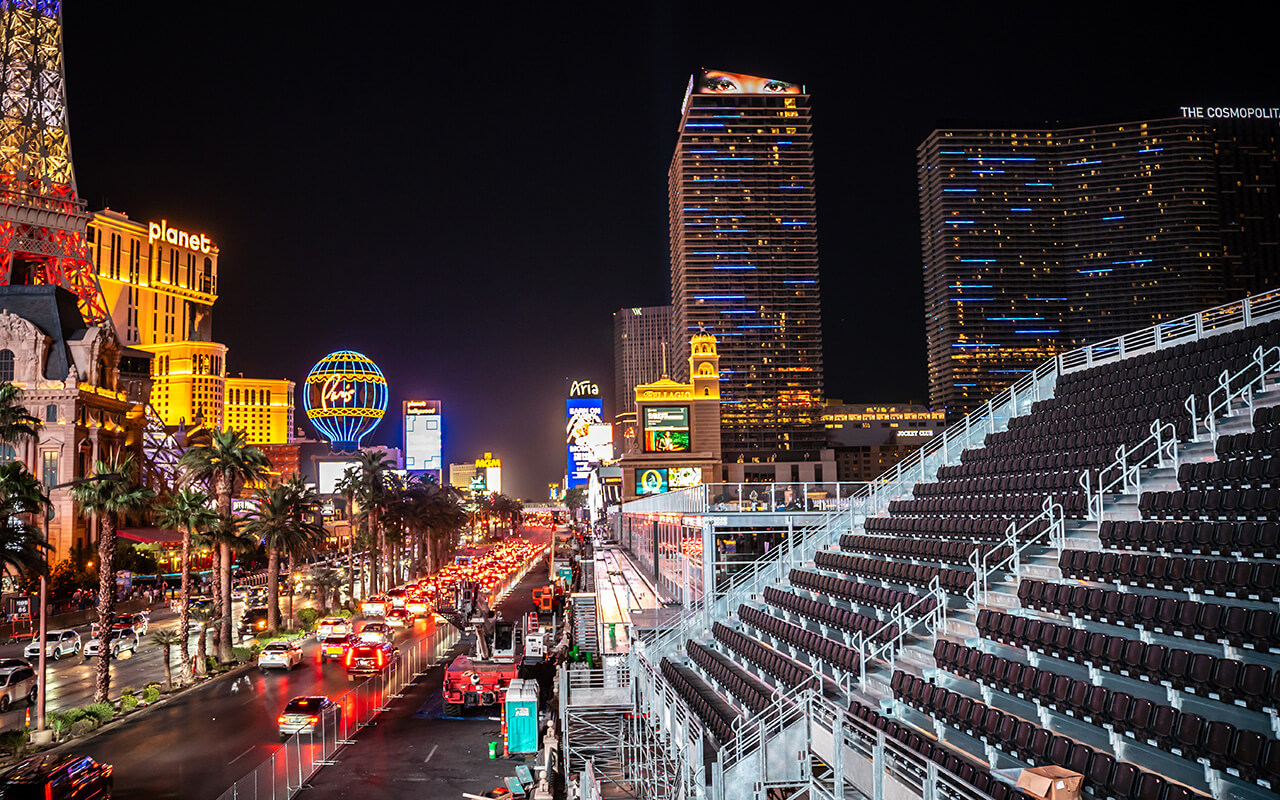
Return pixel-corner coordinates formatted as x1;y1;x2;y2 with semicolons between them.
972;496;1063;605
1188;345;1280;443
856;575;946;687
1059;288;1280;374
1080;419;1177;522
722;672;812;775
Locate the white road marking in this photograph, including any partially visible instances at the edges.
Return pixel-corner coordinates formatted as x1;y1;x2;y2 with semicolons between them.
423;744;438;764
229;746;254;765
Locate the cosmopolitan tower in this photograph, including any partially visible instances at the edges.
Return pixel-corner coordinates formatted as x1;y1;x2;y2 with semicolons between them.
670;69;825;464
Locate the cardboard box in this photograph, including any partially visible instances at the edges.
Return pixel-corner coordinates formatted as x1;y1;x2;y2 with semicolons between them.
1016;766;1084;800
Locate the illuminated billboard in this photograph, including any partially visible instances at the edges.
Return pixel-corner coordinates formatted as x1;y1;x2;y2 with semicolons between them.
404;400;442;473
317;460;359;495
695;68;801;95
585;423;614;462
643;406;690;453
566;398;604;489
669;466;702;489
636;468;669;496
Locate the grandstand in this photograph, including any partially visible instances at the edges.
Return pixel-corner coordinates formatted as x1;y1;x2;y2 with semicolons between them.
601;291;1280;800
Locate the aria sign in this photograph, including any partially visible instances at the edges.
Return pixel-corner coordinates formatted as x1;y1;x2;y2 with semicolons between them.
569;379;599;398
303;350;388;451
148;219;213;253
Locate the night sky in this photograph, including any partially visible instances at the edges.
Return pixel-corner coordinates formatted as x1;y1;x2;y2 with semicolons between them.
60;4;1279;499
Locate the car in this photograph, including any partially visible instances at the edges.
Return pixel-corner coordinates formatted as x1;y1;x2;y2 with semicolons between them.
318;634;354;663
0;658;31;671
357;621;392;643
239;607;270;637
277;695;339;739
344;641;397;680
0;755;112;799
385;608;413;628
92;611;149;639
360;596;391;617
258;640;304;671
24;630;81;661
0;666;36;712
83;629;139;658
386;588;407;608
315;617;351;639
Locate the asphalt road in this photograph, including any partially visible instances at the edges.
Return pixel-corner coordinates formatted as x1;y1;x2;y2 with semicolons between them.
302;563;553;800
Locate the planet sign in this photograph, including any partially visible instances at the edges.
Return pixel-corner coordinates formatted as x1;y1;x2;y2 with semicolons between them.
303;350;388;451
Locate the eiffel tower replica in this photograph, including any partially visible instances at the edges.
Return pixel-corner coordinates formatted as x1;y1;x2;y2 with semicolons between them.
0;0;109;325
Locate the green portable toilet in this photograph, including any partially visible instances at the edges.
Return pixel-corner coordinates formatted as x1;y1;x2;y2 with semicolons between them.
504;679;539;755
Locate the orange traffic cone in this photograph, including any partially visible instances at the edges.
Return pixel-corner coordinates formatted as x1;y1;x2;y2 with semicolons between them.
24;707;31;729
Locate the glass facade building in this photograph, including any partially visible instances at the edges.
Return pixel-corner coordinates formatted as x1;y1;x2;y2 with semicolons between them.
669;70;825;461
921;116;1280;416
613;305;672;422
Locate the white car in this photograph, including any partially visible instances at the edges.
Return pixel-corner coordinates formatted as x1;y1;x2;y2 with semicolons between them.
24;630;81;661
83;629;139;658
258;640;304;671
0;666;36;713
315;617;351;639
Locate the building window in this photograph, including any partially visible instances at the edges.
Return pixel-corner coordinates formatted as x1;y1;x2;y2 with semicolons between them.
0;350;12;383
42;450;57;488
0;444;15;464
45;404;57;423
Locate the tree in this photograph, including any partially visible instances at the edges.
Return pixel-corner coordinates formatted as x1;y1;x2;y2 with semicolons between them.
177;428;270;663
156;488;216;682
563;487;587;521
150;629;183;689
71;452;155;703
0;461;51;581
243;477;325;634
337;452;392;594
0;383;40;445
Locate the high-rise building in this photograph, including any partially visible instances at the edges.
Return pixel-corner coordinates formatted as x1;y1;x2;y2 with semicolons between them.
613;305;671;424
920;111;1280;416
669;69;824;462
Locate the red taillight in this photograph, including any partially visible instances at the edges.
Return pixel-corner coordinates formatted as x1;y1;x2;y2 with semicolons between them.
376;649;384;667
277;715;287;724
307;715;318;725
344;649;353;667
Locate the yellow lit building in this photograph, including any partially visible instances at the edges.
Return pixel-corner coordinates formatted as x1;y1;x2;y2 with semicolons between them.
225;377;295;445
87;210;294;443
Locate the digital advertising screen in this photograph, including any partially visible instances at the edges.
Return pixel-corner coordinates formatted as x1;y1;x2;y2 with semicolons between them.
635;468;669;496
668;466;702;489
317;460;359;495
403;400;442;472
643;406;691;453
695;68;801;95
566;398;605;489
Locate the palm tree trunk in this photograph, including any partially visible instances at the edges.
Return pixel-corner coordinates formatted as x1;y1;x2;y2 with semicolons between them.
210;543;222;653
195;619;209;677
266;545;280;635
94;514;116;704
179;526;193;682
286;552;295;627
163;648;172;689
218;540;233;662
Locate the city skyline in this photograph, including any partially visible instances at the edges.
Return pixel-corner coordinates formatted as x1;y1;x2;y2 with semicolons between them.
56;4;1280;497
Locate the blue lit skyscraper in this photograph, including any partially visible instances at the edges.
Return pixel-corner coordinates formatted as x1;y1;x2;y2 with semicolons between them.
669;69;825;461
919;115;1280;416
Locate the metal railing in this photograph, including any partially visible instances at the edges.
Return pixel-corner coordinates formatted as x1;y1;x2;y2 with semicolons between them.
718;673;813;784
1080;419;1178;522
854;576;947;687
1058;288;1280;374
970;496;1064;606
1188;344;1280;443
214;622;460;800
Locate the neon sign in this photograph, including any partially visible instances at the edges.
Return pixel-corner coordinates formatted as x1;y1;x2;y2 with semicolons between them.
148;219;212;253
303;350;388;451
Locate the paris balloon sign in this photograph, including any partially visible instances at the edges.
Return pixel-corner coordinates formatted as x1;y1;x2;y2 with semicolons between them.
303;350;388;451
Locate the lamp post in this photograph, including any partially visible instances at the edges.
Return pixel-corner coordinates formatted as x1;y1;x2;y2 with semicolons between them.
36;473;121;739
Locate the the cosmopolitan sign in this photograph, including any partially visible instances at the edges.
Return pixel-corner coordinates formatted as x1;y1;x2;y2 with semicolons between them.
148;219;213;253
1180;106;1279;120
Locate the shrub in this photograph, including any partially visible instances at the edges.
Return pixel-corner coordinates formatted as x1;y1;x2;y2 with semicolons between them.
296;608;320;630
0;728;27;755
120;694;139;711
142;685;160;704
62;708;89;724
336;608;353;619
118;686;135;699
69;719;98;737
231;647;253;663
205;655;218;674
84;702;115;724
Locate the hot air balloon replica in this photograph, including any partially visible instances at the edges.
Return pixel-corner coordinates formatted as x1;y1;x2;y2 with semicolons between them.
303;350;388;451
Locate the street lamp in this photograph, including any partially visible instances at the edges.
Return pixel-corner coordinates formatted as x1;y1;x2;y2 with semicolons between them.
35;473;121;741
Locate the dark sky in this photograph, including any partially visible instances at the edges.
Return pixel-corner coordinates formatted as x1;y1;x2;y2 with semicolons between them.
60;4;1279;499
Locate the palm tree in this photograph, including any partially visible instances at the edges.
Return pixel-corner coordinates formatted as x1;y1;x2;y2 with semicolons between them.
243;479;324;635
279;474;324;623
339;452;391;594
155;488;216;682
0;383;40;446
71;452;155;703
178;428;270;663
150;629;183;689
0;461;51;579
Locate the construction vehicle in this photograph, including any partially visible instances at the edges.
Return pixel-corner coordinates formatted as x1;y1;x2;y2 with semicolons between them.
440;579;519;717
